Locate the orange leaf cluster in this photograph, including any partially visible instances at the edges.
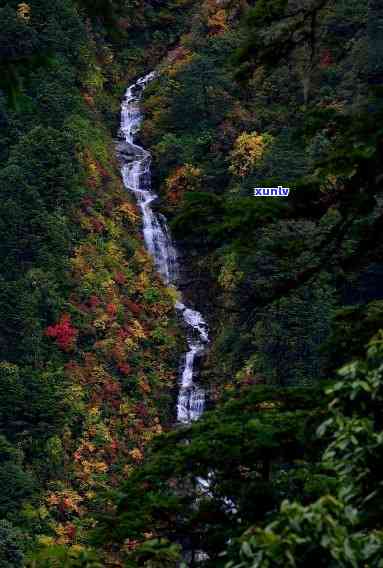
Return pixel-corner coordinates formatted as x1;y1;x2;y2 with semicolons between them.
165;164;202;204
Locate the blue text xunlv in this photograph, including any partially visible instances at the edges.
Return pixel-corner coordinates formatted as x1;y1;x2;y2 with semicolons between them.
254;186;290;197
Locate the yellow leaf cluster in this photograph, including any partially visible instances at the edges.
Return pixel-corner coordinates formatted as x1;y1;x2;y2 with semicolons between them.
85;491;96;500
130;320;146;340
87;406;101;419
89;365;108;383
218;253;244;291
134;248;151;268
257;401;280;411
0;361;19;375
207;9;228;35
100;277;115;292
104;241;124;266
119;202;139;224
101;46;114;65
46;489;83;514
141;429;155;442
138;377;151;394
93;461;109;473
136;271;150;293
105;220;123;241
78;459;108;477
229;131;273;177
54;523;75;545
119;401;133;415
38;535;55;547
129;448;143;462
123;464;134;476
17;2;30;21
320;173;339;192
166;48;194;77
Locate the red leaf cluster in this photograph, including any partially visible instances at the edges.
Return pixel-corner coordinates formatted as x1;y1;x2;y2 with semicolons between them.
46;314;77;351
88;295;101;309
114;271;126;285
81;196;94;210
124;299;142;316
106;303;118;317
65;524;77;540
90;218;105;233
117;362;131;375
135;402;149;418
104;380;122;396
320;49;333;68
117;328;130;340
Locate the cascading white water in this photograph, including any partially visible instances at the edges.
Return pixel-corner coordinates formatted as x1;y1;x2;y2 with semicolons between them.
118;72;209;424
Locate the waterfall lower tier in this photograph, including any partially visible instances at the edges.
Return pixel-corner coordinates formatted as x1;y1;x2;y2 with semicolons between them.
118;72;209;424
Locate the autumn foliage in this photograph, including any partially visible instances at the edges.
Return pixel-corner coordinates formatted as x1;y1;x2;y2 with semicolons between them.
165;164;202;204
229;131;273;177
46;314;78;352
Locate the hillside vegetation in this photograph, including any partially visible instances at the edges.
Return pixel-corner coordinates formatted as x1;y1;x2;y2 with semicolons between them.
0;0;382;566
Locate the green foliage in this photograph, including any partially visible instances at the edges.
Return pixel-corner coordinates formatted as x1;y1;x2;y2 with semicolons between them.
0;0;85;106
168;53;233;132
323;300;383;373
224;335;383;567
226;497;382;568
0;462;36;517
0;5;38;61
171;193;287;250
252;278;336;386
0;363;25;424
95;387;324;562
27;545;102;568
0;126;79;280
246;0;289;27
125;538;182;568
0;520;24;568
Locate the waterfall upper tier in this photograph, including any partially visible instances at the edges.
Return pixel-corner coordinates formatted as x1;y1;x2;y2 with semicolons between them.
118;72;209;423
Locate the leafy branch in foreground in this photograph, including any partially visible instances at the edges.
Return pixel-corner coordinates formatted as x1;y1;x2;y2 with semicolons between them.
224;333;383;567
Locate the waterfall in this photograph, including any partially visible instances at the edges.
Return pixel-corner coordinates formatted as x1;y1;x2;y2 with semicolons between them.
118;72;209;424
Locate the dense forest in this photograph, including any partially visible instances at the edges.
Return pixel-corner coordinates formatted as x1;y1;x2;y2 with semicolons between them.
0;0;382;566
